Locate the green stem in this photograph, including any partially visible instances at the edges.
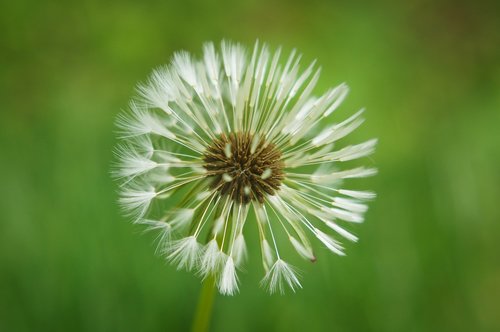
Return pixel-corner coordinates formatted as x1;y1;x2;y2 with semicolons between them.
191;275;216;332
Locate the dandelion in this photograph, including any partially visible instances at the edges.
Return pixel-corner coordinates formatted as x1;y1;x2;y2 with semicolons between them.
114;41;376;296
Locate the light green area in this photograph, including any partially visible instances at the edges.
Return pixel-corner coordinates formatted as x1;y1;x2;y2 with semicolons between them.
1;0;499;331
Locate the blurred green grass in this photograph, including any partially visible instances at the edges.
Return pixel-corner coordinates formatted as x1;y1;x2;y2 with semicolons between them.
1;0;499;331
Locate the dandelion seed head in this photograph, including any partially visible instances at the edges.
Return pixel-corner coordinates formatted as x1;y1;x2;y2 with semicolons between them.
114;41;376;295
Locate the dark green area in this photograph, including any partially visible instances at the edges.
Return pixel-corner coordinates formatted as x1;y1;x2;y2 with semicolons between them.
1;0;499;331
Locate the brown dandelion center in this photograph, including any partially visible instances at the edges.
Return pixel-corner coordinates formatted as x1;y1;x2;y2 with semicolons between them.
203;132;285;204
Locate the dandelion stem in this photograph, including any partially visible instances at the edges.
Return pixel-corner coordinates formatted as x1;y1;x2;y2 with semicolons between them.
191;275;216;332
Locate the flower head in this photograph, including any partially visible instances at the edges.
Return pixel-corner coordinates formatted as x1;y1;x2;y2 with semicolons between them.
114;41;376;295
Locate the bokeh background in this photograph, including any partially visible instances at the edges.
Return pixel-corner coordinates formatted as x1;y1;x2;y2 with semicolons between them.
1;0;499;331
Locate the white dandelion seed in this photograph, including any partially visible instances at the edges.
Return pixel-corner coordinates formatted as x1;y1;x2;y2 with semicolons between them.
262;259;302;294
118;187;157;221
114;41;376;295
219;256;239;295
113;144;158;180
289;236;316;262
138;219;173;253
166;236;201;271
198;239;225;278
232;234;247;266
168;208;195;230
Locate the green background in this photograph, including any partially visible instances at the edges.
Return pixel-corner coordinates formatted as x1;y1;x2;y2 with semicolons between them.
1;0;499;331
